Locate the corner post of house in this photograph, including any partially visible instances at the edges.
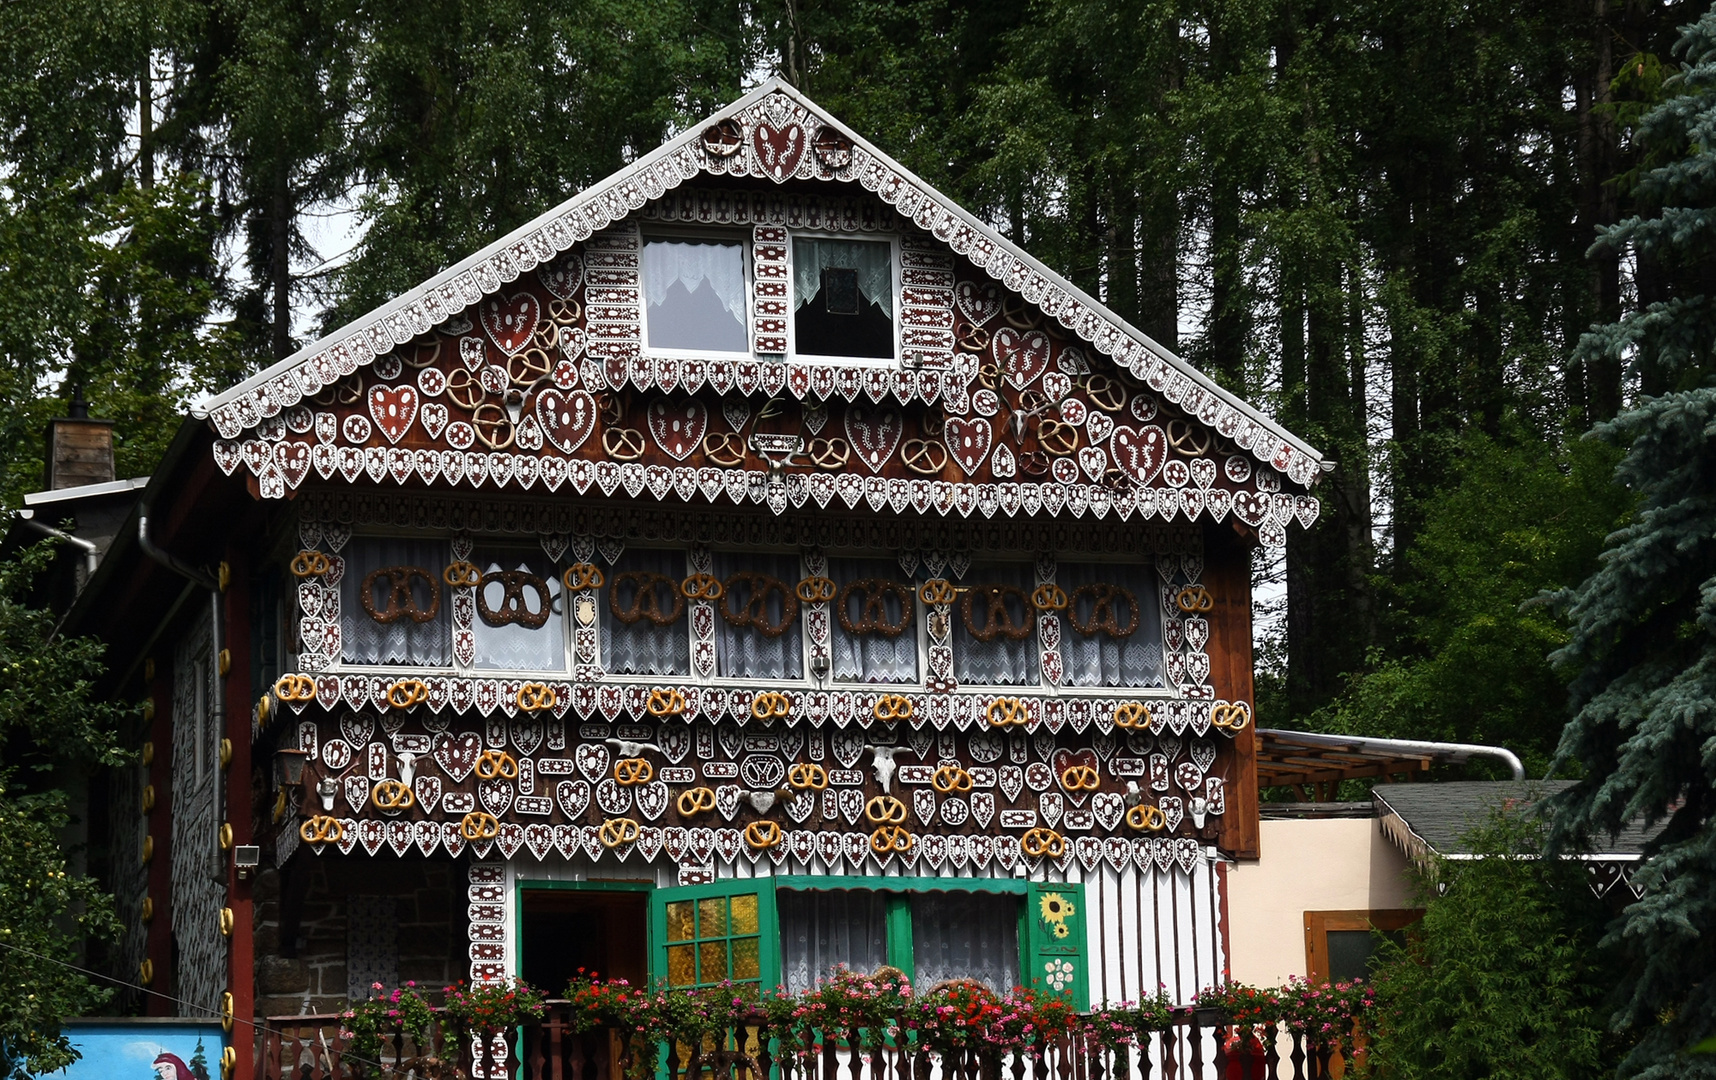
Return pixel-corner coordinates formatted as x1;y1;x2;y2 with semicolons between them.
222;549;256;1080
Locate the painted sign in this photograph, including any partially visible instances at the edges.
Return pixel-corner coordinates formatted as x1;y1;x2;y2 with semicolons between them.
53;1021;226;1080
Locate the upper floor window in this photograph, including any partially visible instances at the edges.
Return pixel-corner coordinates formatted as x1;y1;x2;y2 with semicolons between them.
641;237;749;353
341;538;450;666
472;548;563;672
793;237;894;359
713;552;803;680
952;564;1040;687
828;557;917;684
1058;562;1163;688
603;548;690;677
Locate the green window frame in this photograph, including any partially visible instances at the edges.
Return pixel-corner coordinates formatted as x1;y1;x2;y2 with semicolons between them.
650;878;781;993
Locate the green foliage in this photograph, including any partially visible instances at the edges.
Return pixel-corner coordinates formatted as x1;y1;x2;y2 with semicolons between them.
1370;808;1618;1080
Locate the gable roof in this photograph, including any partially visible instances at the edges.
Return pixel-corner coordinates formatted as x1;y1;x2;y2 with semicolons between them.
194;80;1324;489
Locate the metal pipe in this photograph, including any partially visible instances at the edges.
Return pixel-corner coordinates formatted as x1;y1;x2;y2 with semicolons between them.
15;509;99;578
1258;728;1525;780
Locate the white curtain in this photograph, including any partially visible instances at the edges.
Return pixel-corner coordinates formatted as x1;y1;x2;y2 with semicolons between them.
793;238;893;318
911;892;1019;991
778;890;890;993
714;553;803;679
472;551;565;672
952;565;1039;686
601;549;690;676
341;538;450;666
642;240;748;349
1058;562;1163;688
829;558;918;684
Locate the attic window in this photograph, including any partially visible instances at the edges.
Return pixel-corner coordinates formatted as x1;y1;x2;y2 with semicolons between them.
642;238;748;353
793;238;894;359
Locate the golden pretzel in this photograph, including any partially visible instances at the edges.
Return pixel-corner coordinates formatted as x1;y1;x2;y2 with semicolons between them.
744;820;783;850
371;779;416;811
517;683;557;712
603;427;647;461
475;750;518;781
1037;419;1080;456
1031;584;1069;612
1082;374;1128;413
299;816;344;844
1211;702;1250;732
787;763;828;791
955;321;991;352
1001;294;1040;328
1176;585;1215;613
599;817;639;848
986;697;1028;727
1126;804;1167;832
681;573;724;600
900;438;948;476
1113;702;1152;730
1021;827;1066;859
443;560;482;588
461;811;500;841
806;437;851;470
444;367;485;409
290;551;331;577
386;679;428;709
870;825;914;854
562;562;606;591
275;674;317;702
1059;766;1101;792
676;787;717;816
864;795;908;825
873;694;914;722
701;431;747;466
918;578;956;606
614;758;654;786
932;765;973;794
472;402;516;450
751;692;791;721
796;576;837;603
647;688;686;717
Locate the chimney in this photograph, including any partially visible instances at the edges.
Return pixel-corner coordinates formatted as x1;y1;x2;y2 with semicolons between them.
44;387;116;490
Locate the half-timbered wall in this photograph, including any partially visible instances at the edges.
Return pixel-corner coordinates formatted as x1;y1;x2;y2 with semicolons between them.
171;623;226;1013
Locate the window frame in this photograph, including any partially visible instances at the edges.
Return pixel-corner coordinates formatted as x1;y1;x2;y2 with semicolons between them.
1303;908;1422;983
650;877;782;992
638;228;754;360
784;231;903;367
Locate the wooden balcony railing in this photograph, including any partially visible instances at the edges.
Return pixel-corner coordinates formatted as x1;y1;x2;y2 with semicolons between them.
260;1002;1363;1080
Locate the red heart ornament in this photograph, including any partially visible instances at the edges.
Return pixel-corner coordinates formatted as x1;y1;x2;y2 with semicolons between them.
1052;747;1101;806
367;384;418;444
753;122;807;182
535;388;596;454
1111;425;1166;486
646;398;708;461
956;280;1002;325
275;441;311;488
992;328;1051;390
480;292;541;356
944;417;993;475
844;406;902;473
433;731;482;783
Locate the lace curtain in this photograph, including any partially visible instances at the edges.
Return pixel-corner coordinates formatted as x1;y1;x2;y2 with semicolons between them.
472;551;565;672
642;240;748;351
1058;562;1163;688
714;553;803;679
601;549;690;676
793;239;894;318
952;564;1039;686
911;892;1020;991
829;558;918;683
341;538;451;665
778;890;890;993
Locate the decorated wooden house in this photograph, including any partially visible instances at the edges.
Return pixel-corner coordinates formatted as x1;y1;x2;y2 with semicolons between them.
29;81;1326;1078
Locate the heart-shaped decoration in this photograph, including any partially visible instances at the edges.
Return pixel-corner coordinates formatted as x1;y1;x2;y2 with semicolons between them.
1111;426;1166;486
844;407;902;473
1039;791;1064;828
433;732;481;783
368;385;419;444
420;402;448;441
556;779;591;819
1092;791;1125;831
576;743;610;782
716;785;743;820
596;778;632;815
992;328;1051;390
646;398;707;461
1191;739;1217;773
1042;372;1073;403
540;251;583;300
481;292;541;356
413;775;442;813
1085;410;1114;445
944;417;993;475
753;122;807;182
480;777;515;817
637;781;669;821
1052;748;1101;805
1077;445;1107;482
535;389;596;454
955;280;1002;325
275;442;311;488
1190;457;1217;489
999;765;1024;802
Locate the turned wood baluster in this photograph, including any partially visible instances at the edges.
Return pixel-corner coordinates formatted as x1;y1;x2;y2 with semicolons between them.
1158;1024;1177;1080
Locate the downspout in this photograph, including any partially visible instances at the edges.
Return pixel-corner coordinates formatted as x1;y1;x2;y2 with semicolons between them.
1257;728;1526;780
15;509;99;578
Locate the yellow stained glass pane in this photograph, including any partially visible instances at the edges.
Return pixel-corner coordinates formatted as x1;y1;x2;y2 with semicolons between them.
666;901;694;942
699;940;728;983
698;896;728;938
732;936;760;980
730;893;759;934
666;944;695;986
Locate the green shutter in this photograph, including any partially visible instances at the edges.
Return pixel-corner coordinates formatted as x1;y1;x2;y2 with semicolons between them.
649;878;781;993
1023;881;1088;1010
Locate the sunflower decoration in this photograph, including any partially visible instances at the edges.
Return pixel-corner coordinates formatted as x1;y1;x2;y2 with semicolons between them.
1039;892;1076;938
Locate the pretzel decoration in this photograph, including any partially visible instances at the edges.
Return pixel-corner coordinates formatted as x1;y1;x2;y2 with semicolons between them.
1126;804;1167;832
614;758;654;786
1017;449;1050;477
870;825;914;854
443;561;482;588
1175;585;1215;614
744;821;783;850
1211;702;1251;732
986;697;1029;727
932;765;973;794
955;321;991;353
1002;294;1040;328
1113;702;1152;731
312;374;363;406
291;551;331;578
1037;419;1080;456
677;787;717;816
796;576;837;604
300;816;344;844
916;579;955;608
976;361;1000;391
751;691;792;722
508;347;553;386
472;402;516;450
721;572;799;637
1020;827;1066;859
609;572;685;626
873;694;914;722
1167;418;1212;456
444;367;485;409
371;779;416;811
275;675;317;703
703;118;744;156
360;567;441;624
517;683;557;713
603;427;647;461
599;818;640;848
1031;584;1069;612
460;811;500;841
548;297;582;326
680;573;724;601
837;579;915;638
1059;766;1102;793
864;795;908;825
901;438;949;476
806;437;851;470
647;688;686;717
477;570;553;629
386;679;429;709
960;584;1035;642
787;763;829;791
475;750;519;781
562;563;605;591
701;431;746;466
1069;584;1140;637
1082;374;1128;413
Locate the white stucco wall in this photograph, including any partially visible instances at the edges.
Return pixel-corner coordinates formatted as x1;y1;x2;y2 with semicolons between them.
1224;817;1416;987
